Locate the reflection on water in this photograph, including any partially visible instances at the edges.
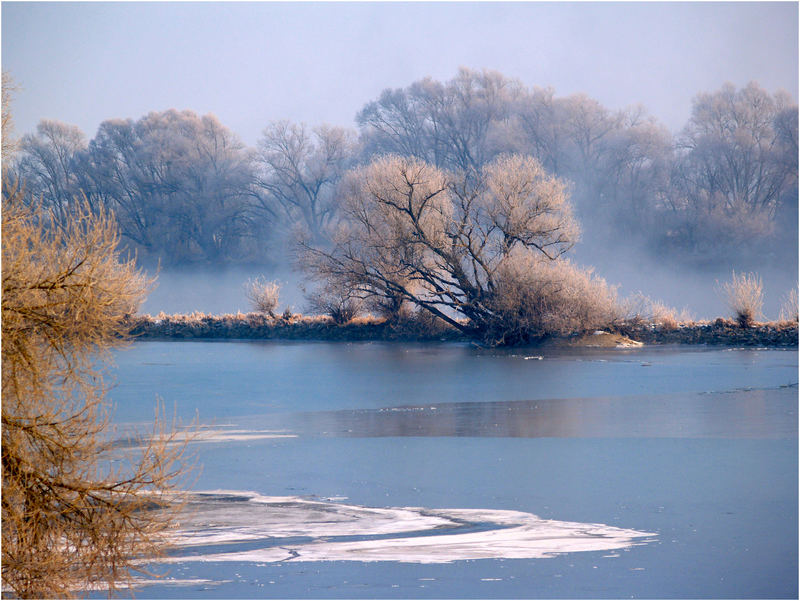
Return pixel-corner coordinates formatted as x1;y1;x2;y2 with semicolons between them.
120;385;796;449
225;386;797;440
109;342;798;426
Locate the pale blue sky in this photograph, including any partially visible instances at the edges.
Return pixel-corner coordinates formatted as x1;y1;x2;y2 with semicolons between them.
3;2;798;145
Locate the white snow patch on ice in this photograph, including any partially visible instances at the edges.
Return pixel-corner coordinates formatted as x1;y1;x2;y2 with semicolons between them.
163;492;656;564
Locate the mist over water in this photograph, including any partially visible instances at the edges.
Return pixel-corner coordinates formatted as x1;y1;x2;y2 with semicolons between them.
137;192;797;322
140;265;309;317
140;246;798;322
572;236;799;321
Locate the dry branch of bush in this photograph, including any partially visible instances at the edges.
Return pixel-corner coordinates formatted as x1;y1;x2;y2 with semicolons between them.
2;187;191;598
621;292;693;330
779;287;798;323
485;251;620;344
305;281;364;325
244;277;281;316
719;271;764;328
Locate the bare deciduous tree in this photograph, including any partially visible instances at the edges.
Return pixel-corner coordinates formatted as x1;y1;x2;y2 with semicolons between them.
2;71;19;164
255;121;356;242
299;153;615;344
304;279;364;325
486;249;620;344
358;71;798;264
516;86;565;174
15;120;90;222
2;186;189;598
87;110;258;263
357;68;524;173
669;83;797;240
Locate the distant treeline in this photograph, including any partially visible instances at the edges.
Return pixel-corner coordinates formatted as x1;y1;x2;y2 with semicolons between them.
8;68;798;266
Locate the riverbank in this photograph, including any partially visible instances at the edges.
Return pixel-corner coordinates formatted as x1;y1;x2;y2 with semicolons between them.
125;313;798;347
616;319;798;347
126;312;465;342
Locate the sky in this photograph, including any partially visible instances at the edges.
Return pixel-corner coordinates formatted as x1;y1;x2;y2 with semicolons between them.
2;1;798;146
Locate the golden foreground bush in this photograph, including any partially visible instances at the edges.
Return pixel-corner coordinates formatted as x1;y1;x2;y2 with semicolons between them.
2;187;189;598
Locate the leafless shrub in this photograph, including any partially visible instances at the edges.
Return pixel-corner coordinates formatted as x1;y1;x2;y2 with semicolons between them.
485;249;620;344
779;287;798;323
305;281;363;325
719;271;764;328
621;292;693;330
2;186;191;597
653;308;678;330
364;285;415;323
244;277;281;316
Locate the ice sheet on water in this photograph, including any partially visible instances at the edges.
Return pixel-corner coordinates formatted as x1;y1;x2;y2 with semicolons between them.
112;426;297;451
164;491;656;564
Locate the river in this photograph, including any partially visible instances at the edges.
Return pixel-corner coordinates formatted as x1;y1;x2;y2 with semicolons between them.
103;341;797;598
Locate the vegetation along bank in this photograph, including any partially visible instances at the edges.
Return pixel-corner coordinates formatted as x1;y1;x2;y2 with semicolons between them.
127;313;798;348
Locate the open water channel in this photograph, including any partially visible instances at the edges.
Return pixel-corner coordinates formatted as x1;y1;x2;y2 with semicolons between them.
103;340;797;598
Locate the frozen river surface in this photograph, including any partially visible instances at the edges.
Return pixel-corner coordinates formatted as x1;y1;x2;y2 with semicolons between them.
104;341;797;598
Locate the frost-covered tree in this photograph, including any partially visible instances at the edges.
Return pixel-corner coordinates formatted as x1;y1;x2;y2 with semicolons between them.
301;154;618;344
13;120;92;222
87;110;258;263
357;68;524;173
255;121;356;242
664;82;798;250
